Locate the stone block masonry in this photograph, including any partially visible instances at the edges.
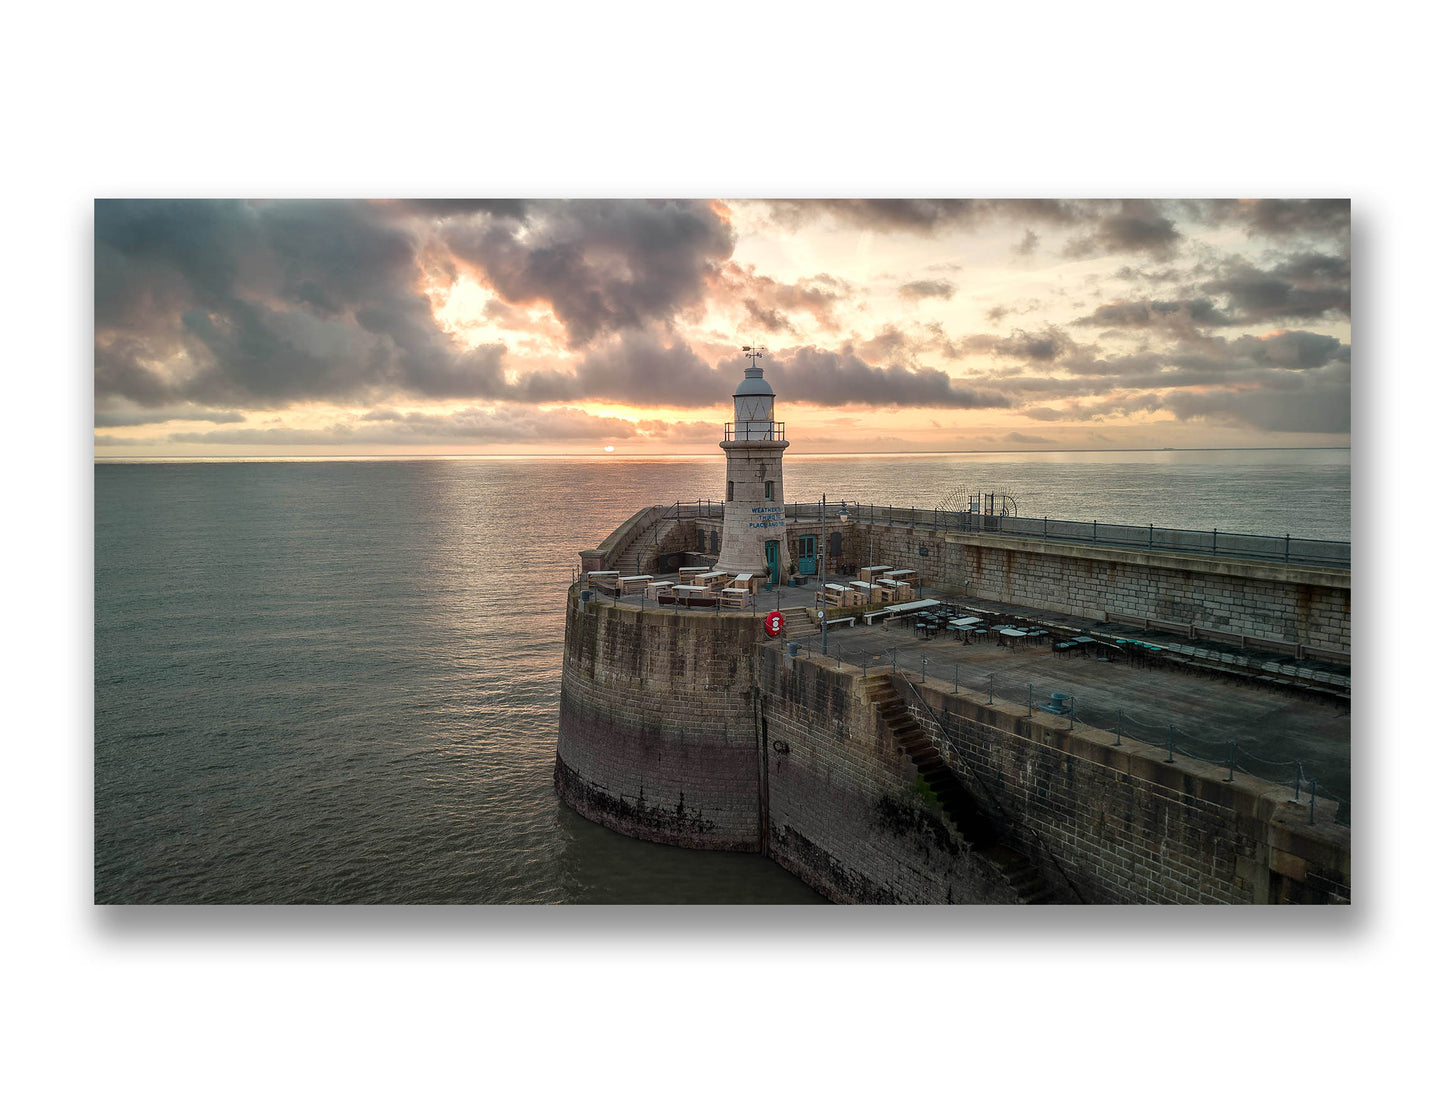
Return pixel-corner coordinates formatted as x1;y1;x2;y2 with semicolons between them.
841;524;1350;660
557;518;1351;902
556;593;765;850
900;678;1349;904
756;649;1018;904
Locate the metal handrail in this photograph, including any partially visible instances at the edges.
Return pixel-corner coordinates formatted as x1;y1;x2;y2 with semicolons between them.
723;422;786;442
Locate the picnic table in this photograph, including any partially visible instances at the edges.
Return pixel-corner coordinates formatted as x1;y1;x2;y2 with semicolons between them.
671;584;716;607
719;587;751;609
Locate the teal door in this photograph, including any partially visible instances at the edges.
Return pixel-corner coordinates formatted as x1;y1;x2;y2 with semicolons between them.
765;540;780;586
798;534;818;575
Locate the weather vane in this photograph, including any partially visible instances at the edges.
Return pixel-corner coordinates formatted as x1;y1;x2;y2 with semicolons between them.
742;343;767;366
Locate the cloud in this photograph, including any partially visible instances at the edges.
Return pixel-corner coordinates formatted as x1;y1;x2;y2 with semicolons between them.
899;279;956;301
98;404;643;448
757;345;1013;410
1201;254;1350;322
95;199;520;408
757;198;1096;236
1164;380;1350;434
1062;201;1182;261
962;326;1082;364
438;199;736;347
1072;298;1232;332
711;262;850;332
94;407;246;427
1200;198;1350;241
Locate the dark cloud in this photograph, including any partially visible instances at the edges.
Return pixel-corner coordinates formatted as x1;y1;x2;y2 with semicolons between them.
759;346;1013;410
759;198;1095;235
1201;254;1350;322
384;199;529;221
95;199;521;408
1073;298;1232;331
961;327;1081;364
899;279;956;301
1062;201;1182;261
1013;229;1039;256
1165;380;1350;434
763;199;988;233
1198;199;1350;241
93;408;246;428
440;199;736;347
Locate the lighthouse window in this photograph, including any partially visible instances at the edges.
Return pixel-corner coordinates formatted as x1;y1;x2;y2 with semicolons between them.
727;481;734;502
764;481;774;501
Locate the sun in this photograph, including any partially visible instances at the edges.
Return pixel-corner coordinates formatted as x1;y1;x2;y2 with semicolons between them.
603;445;615;453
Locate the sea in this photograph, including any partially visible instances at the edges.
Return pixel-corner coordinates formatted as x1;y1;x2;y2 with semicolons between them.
93;449;1350;904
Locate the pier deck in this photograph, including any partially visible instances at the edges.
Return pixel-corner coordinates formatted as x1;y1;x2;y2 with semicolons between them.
586;573;1352;813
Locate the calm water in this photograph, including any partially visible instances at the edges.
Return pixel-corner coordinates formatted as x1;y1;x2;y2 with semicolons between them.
94;450;1349;903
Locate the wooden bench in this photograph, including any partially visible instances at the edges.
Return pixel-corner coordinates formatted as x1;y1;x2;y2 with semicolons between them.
619;574;653;595
815;613;857;629
731;572;758;593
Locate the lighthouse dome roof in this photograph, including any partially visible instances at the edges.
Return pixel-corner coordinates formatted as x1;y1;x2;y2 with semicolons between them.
734;363;774;397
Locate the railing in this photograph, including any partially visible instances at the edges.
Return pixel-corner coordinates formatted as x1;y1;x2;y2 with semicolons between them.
786;633;1350;826
591;498;1349;579
669;499;1348;568
785;501;1349;568
722;421;786;442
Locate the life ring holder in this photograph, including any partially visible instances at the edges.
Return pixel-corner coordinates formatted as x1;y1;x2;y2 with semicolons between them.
763;610;785;637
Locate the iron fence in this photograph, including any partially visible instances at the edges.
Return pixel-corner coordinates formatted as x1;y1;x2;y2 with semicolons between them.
786;633;1349;826
665;500;1347;568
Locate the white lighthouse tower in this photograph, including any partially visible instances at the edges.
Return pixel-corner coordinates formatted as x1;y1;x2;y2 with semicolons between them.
715;346;790;584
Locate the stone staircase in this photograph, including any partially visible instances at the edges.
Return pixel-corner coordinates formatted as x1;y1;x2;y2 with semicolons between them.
862;673;1056;904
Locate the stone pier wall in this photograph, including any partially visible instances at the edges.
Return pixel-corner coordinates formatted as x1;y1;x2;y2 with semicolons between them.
555;591;764;850
693;514;1350;660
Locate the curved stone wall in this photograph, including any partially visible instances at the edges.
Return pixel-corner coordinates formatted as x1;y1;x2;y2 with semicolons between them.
555;589;766;851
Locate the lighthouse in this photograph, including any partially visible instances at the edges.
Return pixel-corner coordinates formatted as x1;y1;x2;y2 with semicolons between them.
715;346;790;584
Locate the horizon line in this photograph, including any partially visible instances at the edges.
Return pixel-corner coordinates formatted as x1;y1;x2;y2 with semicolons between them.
94;444;1352;463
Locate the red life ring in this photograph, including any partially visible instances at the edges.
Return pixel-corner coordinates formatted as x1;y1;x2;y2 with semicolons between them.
763;610;785;637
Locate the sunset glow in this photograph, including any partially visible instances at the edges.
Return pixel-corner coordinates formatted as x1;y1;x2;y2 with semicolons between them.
94;198;1350;457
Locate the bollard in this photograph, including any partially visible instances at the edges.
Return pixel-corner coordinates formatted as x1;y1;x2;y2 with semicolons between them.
1115;708;1122;746
1027;684;1033;717
1227;742;1235;781
1167;724;1175;763
988;674;994;704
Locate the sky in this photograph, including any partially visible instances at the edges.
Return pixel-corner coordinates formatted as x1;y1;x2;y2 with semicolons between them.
93;197;1351;457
